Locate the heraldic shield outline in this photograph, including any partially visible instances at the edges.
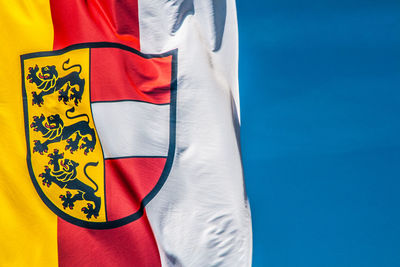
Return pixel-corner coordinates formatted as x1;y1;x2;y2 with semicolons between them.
21;42;177;229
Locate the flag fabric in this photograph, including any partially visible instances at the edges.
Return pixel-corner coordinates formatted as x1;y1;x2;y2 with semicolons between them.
0;0;252;266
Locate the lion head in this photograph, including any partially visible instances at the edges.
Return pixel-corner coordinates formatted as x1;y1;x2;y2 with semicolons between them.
53;158;79;182
61;159;79;172
46;114;63;129
27;64;58;91
39;65;58;81
42;114;64;140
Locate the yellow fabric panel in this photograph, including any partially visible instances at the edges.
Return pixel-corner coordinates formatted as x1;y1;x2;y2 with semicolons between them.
0;1;58;266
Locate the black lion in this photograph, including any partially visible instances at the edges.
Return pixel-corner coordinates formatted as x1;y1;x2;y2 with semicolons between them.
30;107;96;155
27;59;85;106
40;149;101;219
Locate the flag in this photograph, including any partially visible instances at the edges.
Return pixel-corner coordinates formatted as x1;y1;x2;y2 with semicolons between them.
0;0;252;266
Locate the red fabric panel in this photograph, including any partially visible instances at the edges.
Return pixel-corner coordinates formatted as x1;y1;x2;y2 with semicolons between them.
50;0;140;50
105;157;167;221
51;2;162;266
57;214;161;267
91;48;172;104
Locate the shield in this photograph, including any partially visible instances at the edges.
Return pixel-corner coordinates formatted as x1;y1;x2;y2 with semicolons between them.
21;42;177;229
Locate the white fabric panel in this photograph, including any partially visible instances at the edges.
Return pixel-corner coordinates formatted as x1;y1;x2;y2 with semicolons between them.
139;1;252;266
91;101;169;158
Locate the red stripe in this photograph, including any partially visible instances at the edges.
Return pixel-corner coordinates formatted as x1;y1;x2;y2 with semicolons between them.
57;213;160;267
50;1;162;266
90;48;172;104
51;0;140;50
105;157;167;221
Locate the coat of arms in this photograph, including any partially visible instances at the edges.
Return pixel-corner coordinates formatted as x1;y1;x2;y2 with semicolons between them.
21;42;177;229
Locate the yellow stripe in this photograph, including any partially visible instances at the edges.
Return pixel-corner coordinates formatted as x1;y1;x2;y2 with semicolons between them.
0;1;58;266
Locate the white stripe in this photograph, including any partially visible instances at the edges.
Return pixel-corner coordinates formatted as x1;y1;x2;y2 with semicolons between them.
139;0;252;266
91;101;169;159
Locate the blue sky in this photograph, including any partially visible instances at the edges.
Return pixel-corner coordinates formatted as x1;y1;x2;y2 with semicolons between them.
237;0;400;266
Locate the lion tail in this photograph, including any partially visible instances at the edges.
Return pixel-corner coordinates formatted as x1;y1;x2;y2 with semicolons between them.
84;162;99;192
62;58;82;74
65;107;89;122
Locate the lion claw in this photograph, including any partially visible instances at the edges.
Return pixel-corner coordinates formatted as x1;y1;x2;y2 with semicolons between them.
82;203;99;220
60;191;75;210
